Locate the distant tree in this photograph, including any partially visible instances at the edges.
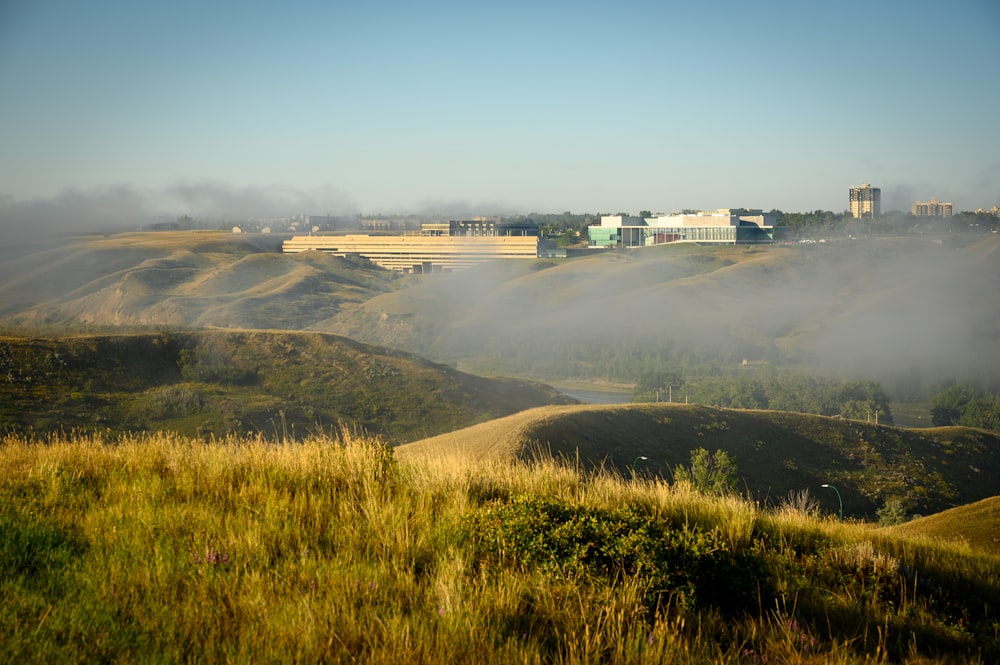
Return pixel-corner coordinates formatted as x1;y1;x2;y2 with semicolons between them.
638;210;652;218
556;228;579;247
675;448;739;496
876;497;909;525
837;381;894;425
634;369;683;402
959;394;1000;431
929;385;975;426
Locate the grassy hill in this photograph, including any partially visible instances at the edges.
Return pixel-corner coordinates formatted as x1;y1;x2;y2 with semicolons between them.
398;403;1000;518
1;430;997;663
888;496;1000;556
0;231;403;329
0;331;573;443
3;232;998;401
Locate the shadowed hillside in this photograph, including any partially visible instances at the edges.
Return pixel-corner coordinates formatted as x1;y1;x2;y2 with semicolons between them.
0;331;574;442
398;403;1000;518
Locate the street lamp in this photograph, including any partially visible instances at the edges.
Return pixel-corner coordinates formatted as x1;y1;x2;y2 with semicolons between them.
821;483;843;522
631;456;648;477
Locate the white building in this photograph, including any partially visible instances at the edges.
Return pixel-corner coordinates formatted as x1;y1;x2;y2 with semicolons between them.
589;209;777;247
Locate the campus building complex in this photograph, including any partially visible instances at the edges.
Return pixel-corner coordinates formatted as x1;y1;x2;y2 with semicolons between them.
911;198;954;217
282;221;544;273
587;209;778;248
849;183;881;219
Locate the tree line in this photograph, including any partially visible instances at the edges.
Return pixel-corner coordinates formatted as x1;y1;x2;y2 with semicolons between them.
634;371;894;424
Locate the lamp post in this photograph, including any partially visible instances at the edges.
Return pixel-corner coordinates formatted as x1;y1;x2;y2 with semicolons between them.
821;483;843;522
631;456;648;478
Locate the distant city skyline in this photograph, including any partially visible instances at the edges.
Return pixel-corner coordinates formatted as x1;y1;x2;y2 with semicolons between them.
1;1;998;226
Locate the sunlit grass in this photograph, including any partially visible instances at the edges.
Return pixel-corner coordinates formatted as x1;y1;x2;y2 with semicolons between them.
1;430;997;663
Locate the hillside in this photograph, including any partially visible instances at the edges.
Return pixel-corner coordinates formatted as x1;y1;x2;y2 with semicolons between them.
888;496;1000;556
2;232;998;399
0;331;573;443
321;235;1000;394
398;403;1000;518
0;231;402;329
3;430;997;664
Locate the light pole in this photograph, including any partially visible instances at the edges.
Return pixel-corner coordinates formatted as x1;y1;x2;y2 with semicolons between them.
821;483;843;522
631;456;648;478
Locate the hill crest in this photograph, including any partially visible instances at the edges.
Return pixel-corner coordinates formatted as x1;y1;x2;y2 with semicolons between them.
398;402;1000;518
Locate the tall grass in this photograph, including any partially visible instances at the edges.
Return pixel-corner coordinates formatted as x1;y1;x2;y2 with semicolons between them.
1;430;997;663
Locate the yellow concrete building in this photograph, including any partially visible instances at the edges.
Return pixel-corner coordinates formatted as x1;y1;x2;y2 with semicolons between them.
912;198;954;217
282;232;540;273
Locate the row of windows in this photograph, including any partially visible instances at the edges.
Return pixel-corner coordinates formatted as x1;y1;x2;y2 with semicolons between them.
590;225;775;247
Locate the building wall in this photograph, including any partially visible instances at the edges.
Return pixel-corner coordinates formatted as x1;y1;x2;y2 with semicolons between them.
282;234;539;272
589;209;775;247
912;198;954;217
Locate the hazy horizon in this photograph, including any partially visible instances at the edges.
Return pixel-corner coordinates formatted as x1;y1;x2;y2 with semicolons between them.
2;0;999;232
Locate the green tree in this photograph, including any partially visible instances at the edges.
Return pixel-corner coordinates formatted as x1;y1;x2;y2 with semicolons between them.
634;369;683;402
930;385;975;426
876;497;909;525
837;381;894;425
675;448;739;496
958;394;1000;431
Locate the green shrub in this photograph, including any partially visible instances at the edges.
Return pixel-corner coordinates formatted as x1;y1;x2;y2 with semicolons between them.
876;497;909;526
674;447;739;496
465;494;770;616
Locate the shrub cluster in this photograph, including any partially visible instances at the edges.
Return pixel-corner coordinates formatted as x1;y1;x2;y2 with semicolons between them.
465;494;770;616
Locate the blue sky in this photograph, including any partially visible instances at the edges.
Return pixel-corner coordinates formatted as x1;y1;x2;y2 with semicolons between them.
1;0;998;220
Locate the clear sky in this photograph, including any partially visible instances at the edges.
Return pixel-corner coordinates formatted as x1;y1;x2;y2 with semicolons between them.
1;0;998;221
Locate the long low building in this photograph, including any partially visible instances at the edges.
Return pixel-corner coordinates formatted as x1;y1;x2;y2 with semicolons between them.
282;232;541;273
589;209;777;247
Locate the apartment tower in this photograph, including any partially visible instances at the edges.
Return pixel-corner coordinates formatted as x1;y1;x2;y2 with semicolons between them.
849;183;881;219
911;198;954;217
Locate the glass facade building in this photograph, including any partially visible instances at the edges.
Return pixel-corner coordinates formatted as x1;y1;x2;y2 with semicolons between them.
588;210;777;248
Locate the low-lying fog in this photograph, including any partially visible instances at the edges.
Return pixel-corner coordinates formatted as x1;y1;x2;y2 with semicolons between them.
325;237;999;398
0;218;996;401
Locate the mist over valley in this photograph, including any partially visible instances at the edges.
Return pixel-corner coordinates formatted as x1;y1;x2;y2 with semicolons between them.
4;229;994;406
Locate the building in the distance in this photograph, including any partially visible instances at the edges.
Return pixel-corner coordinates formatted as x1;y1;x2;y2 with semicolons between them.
911;198;954;217
849;183;881;219
587;209;777;248
282;221;543;273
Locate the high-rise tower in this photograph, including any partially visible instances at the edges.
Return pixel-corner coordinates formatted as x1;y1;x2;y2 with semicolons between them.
849;183;881;219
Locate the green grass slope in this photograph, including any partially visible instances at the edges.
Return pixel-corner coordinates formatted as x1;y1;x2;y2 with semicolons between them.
398;403;1000;518
2;431;997;663
888;496;1000;556
0;331;573;443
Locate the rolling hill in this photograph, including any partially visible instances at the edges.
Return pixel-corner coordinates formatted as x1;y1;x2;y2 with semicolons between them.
888;496;1000;556
3;232;998;401
320;235;1000;394
0;330;573;443
0;231;403;329
397;402;1000;518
